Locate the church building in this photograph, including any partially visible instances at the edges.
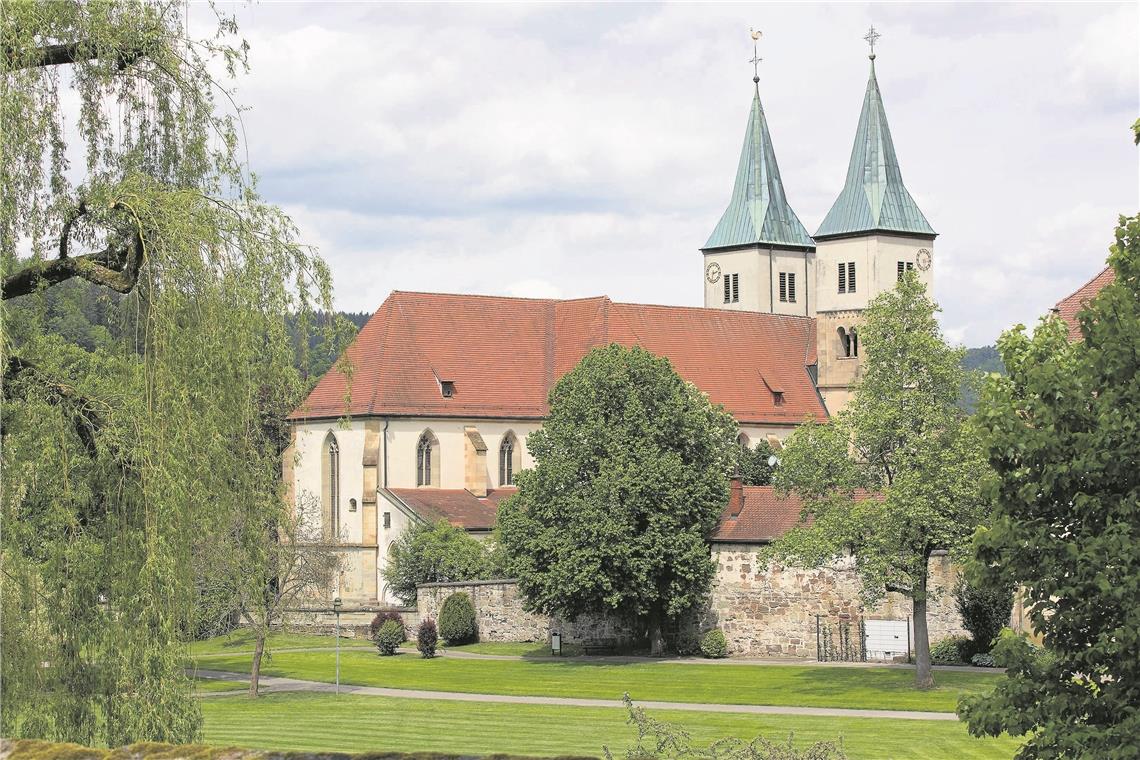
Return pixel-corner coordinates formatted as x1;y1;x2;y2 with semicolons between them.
287;39;939;610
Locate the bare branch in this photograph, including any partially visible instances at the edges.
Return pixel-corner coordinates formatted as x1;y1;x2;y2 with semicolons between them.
4;41;147;71
3;226;143;300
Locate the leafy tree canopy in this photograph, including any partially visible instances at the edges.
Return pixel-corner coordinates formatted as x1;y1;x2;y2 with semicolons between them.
497;344;737;654
771;273;992;688
959;215;1140;756
382;520;499;606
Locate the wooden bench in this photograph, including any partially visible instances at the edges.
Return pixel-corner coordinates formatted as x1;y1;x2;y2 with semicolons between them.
582;638;618;656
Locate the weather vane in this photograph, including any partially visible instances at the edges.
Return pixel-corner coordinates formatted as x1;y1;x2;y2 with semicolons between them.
749;28;762;83
864;25;881;60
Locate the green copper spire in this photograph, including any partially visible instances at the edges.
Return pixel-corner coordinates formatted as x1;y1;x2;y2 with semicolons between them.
815;52;935;240
703;86;814;251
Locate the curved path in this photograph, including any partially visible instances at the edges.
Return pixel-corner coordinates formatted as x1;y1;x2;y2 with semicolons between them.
192;668;960;722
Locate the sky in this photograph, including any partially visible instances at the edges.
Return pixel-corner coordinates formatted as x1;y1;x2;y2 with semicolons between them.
208;2;1138;347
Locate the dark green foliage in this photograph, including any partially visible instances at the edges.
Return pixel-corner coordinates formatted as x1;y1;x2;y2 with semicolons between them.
929;636;970;666
369;609;405;640
960;215;1140;755
603;694;846;760
498;344;738;654
382;521;497;606
673;631;701;656
374;620;404;657
969;653;996;668
438;592;478;645
737;440;776;486
700;629;728;659
954;576;1012;657
417;619;438;659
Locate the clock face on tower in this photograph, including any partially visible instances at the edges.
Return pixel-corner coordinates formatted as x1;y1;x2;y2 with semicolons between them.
705;262;722;283
916;248;932;271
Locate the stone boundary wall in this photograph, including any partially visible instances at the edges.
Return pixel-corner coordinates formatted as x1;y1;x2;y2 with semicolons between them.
286;555;966;658
412;579;636;644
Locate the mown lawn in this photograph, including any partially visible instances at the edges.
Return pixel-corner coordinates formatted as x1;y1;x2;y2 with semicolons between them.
190;647;1000;713
201;692;1019;759
190;630;373;657
194;676;248;693
443;641;585;657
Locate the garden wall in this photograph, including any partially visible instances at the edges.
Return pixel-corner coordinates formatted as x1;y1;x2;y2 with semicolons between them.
399;551;965;658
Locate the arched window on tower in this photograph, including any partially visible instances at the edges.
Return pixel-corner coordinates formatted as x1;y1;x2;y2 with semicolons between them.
416;430;440;487
321;432;340;540
838;327;852;358
499;431;521;486
850;328;859;357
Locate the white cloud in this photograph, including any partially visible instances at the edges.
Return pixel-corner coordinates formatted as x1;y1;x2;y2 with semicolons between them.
219;2;1138;346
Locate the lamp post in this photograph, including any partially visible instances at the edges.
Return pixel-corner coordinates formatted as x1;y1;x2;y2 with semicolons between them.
333;596;343;695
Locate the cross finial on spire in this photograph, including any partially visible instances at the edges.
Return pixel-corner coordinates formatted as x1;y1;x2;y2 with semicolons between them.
863;25;881;60
749;28;762;84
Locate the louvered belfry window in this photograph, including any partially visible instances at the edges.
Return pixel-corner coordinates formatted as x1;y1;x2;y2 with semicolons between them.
847;262;856;292
731;273;739;302
779;272;787;302
787;273;796;303
838;263;847;293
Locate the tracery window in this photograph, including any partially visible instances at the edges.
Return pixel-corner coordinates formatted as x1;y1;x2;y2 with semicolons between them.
416;431;439;487
322;433;340;539
500;432;521;486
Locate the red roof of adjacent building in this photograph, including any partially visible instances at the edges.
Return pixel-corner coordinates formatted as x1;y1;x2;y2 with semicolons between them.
1054;266;1115;341
291;292;824;425
386;487;516;531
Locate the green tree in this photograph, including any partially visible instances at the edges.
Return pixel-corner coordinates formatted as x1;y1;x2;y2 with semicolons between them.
497;344;737;655
1;1;336;742
737;438;776;485
382;521;497;606
771;274;990;688
959;215;1140;756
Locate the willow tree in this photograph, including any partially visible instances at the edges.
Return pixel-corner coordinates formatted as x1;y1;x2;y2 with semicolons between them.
1;1;336;744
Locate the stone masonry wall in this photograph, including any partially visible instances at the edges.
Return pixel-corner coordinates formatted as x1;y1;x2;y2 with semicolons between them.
413;579;636;644
703;544;965;658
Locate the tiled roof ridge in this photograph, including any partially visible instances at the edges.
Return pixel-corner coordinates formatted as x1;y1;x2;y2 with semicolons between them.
1055;265;1113;308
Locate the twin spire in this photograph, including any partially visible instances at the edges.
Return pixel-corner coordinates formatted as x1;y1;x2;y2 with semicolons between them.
704;28;934;252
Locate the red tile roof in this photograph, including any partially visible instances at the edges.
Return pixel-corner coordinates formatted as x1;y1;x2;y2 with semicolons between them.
291;292;825;425
712;486;810;543
387;487;516;531
1054;266;1115;341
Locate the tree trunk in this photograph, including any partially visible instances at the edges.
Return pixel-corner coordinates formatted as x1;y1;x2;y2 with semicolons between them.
912;563;935;690
249;630;266;698
648;611;666;656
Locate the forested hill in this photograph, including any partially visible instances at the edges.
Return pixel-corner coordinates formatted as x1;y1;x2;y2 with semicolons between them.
960;345;1006;412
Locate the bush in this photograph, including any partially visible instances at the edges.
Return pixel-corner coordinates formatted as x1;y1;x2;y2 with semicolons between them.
369;608;405;640
438;592;477;644
374;620;404;656
381;520;497;605
417;618;438;658
700;629;727;659
970;652;996;668
674;631;701;656
929;635;970;665
955;575;1013;658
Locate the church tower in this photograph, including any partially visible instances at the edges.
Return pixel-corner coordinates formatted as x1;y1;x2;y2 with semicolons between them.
813;29;936;414
702;32;814;315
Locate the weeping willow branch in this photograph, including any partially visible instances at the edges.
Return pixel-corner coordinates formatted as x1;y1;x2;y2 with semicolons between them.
3;357;104;457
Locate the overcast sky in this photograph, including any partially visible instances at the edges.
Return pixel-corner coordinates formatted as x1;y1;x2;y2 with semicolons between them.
215;2;1138;346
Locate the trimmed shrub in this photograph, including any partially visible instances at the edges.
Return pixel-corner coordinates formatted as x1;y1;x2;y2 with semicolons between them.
375;620;404;656
369;608;405;640
417;618;438;658
438;592;477;645
930;635;971;665
970;652;996;668
700;629;727;659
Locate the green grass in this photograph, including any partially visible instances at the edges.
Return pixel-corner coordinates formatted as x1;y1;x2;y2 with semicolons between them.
442;641;585;657
190;648;999;713
201;692;1019;759
194;677;248;693
190;630;372;657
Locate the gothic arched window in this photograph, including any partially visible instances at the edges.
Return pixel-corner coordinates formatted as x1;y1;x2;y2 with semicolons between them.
838;327;852;358
416;430;439;487
499;432;521;486
321;432;340;539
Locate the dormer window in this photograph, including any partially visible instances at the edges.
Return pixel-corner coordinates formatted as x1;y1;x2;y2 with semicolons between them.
440;380;455;398
773;391;785;406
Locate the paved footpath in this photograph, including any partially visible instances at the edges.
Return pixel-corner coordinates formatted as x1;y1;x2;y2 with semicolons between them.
191;668;959;722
